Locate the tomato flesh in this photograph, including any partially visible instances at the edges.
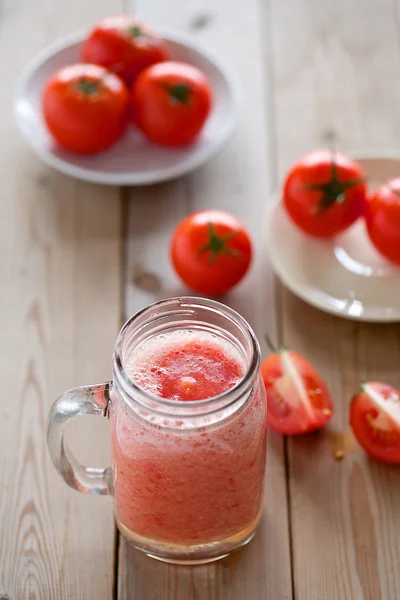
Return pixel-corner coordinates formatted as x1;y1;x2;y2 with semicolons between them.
350;382;400;463
261;350;333;435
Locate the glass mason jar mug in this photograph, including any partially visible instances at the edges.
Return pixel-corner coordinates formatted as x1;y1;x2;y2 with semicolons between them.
47;297;267;564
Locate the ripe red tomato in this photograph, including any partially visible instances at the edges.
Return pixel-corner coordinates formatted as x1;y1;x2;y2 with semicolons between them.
82;15;169;85
365;178;400;265
283;150;367;237
131;61;213;146
42;64;129;154
171;210;252;296
350;382;400;463
261;350;333;434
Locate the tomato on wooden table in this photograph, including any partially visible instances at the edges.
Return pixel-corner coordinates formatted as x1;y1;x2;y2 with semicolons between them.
261;350;333;434
132;61;213;146
350;382;400;463
42;64;129;154
365;178;400;265
82;15;169;85
283;150;367;237
171;210;252;296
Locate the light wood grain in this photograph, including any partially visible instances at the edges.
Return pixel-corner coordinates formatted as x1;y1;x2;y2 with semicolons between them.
270;0;400;598
120;0;292;599
4;0;400;598
0;1;121;598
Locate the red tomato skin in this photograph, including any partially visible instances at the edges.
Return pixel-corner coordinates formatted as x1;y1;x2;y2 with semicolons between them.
350;382;400;464
170;210;252;296
131;61;213;147
283;149;367;237
365;179;400;265
42;64;129;154
82;15;169;85
261;351;333;435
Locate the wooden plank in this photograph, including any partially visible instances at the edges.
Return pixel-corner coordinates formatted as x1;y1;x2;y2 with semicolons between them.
269;0;400;598
0;1;122;598
119;1;292;599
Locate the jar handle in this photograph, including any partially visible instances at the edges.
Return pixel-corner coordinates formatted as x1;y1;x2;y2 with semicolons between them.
46;382;113;495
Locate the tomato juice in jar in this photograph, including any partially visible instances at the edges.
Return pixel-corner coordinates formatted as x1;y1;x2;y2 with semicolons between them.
110;297;267;564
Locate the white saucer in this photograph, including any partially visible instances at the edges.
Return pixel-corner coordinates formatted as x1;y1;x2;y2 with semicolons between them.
14;30;238;186
265;154;400;322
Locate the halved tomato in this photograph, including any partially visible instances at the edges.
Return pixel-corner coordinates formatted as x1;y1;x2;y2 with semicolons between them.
350;382;400;463
261;350;333;434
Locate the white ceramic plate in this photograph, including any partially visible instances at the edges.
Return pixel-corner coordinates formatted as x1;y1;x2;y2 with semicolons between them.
265;154;400;322
14;30;238;186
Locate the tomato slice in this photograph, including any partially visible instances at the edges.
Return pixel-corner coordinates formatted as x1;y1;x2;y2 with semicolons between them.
261;350;333;434
350;382;400;463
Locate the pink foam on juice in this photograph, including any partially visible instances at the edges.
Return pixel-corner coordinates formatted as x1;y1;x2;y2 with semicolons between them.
132;330;245;400
111;330;266;547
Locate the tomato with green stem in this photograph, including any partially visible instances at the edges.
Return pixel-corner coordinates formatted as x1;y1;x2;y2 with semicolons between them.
283;149;367;237
131;61;213;146
170;210;252;296
365;178;400;265
350;382;400;463
82;15;169;85
261;347;333;434
42;64;129;154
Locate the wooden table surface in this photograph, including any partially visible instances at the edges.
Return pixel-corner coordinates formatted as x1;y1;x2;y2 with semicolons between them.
2;0;400;598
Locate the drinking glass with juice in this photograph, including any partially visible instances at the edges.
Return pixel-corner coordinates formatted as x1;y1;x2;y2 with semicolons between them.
47;297;267;563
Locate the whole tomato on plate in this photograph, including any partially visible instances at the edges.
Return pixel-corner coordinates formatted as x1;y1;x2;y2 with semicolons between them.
365;178;400;265
132;61;213;146
261;349;333;434
171;210;252;295
350;382;400;463
42;64;129;154
82;15;169;85
283;150;367;237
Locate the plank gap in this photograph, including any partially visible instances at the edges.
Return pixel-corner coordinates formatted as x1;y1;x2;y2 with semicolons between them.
120;187;131;322
284;437;296;600
393;0;400;64
260;0;280;192
113;528;121;600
